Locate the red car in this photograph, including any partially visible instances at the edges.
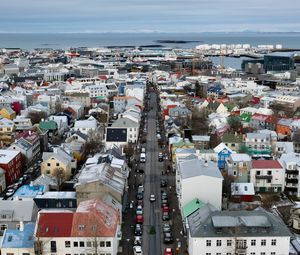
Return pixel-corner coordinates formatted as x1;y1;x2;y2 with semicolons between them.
164;248;173;255
136;214;144;224
162;206;169;213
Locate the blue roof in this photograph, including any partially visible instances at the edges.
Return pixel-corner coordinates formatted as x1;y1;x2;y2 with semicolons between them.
2;223;35;248
13;185;45;198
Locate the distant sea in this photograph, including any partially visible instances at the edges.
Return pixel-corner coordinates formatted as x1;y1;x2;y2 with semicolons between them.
1;32;300;69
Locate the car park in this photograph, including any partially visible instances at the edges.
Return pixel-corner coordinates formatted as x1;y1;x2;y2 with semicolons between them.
163;232;173;244
133;245;143;255
150;194;156;202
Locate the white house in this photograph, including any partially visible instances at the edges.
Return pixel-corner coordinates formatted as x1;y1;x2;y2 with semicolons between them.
187;207;291;255
73;116;98;135
176;158;223;210
111;116;139;143
250;160;285;193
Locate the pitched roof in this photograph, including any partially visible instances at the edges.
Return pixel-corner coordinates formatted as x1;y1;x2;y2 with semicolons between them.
36;212;74;237
252;160;283;169
106;128;127;142
182;198;205;218
39;120;57;130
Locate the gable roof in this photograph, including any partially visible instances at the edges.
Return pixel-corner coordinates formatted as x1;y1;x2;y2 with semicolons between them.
252;160;283;169
213;142;234;154
182;198;205;218
36;211;74;238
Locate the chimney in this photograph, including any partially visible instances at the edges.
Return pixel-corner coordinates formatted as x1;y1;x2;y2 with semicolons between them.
204;160;208;167
29;130;32;136
19;221;24;231
29;181;33;187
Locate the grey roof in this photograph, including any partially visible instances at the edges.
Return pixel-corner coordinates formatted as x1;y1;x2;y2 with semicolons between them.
246;132;270;139
179;159;223;180
188;207;292;238
0;200;37;222
111;117;138;128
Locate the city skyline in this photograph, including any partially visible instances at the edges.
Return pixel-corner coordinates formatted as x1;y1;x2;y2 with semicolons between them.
0;0;299;33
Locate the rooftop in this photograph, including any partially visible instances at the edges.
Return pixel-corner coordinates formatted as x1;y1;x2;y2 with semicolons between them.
252;160;283;169
13;184;45;198
0;150;20;164
182;198;205;218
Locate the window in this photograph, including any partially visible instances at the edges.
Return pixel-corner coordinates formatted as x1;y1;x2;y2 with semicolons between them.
22;253;30;255
73;241;78;247
65;241;71;248
50;241;57;253
256;171;261;175
206;253;211;255
106;241;111;247
233;170;237;176
227;240;232;246
206;240;211;246
250;253;255;255
79;241;84;247
216;253;221;255
69;201;73;207
261;253;266;255
7;253;14;255
0;224;7;231
78;224;85;230
271;239;276;246
100;241;105;247
47;163;51;167
216;240;222;246
271;253;275;255
87;241;92;247
251;240;256;246
56;163;60;167
226;253;231;255
261;239;266;246
267;170;272;175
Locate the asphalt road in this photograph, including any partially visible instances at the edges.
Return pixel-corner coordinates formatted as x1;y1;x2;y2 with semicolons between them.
143;91;163;255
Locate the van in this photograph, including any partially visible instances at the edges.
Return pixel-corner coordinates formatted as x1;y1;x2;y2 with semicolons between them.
140;153;146;163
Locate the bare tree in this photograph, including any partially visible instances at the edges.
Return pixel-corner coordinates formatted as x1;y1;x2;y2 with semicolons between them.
54;100;63;113
227;116;242;133
84;131;103;157
52;167;66;191
190;108;208;135
28;111;48;125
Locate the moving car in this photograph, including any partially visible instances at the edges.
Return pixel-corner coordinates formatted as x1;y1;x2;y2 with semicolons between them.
140;153;146;163
150;194;156;202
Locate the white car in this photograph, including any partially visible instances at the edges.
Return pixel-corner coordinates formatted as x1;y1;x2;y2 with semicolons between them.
133;245;143;255
150;194;156;202
136;206;143;215
5;189;15;197
134;236;142;246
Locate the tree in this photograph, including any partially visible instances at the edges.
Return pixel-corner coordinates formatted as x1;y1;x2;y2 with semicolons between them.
54;100;63;113
28;111;48;125
195;81;205;98
52;167;66;190
227;116;242;133
84;131;103;157
190;108;208;135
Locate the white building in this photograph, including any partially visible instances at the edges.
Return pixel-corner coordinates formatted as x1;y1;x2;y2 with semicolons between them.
73;116;98;135
111;116;139;143
250;160;285;193
176;158;223;210
187;207;291;255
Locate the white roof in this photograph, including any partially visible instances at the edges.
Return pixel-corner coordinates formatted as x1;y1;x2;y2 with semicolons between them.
0;150;20;164
230;153;251;162
214;143;234;154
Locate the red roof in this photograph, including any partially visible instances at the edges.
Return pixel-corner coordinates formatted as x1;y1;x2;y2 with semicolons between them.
252;160;283;169
36;212;74;237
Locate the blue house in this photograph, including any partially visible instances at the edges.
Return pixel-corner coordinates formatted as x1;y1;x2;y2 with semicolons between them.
214;143;234;170
1;222;35;255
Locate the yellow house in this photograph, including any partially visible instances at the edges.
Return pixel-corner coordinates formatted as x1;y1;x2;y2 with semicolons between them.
171;140;195;163
0;106;16;120
41;149;77;181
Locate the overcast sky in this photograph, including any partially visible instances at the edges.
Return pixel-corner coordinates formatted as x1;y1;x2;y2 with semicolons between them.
0;0;299;33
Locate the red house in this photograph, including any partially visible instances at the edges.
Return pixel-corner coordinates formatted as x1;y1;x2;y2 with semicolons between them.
0;150;23;186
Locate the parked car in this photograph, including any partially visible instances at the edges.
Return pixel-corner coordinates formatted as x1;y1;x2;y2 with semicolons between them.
162;223;171;233
137;184;144;193
161;179;167;187
130;201;134;209
5;189;15;197
134;236;142;246
136;193;143;200
162;211;170;221
133;245;143;255
158;152;164;161
134;224;142;236
162;206;169;213
150;194;156;202
164;248;173;255
163;232;173;244
136;200;143;207
136;215;144;224
136;206;143;215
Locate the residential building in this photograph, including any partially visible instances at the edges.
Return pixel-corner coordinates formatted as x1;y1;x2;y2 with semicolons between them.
73;116;98;136
222;133;243;152
225;153;251;183
0;118;15;147
245;132;272;155
280;153;300;197
9;138;33;166
105;127;128;149
41;147;77;181
250;160;285;192
191;135;210;150
13;116;33;131
0;106;16;120
176;158;223;210
214;143;234;170
64;91;91;107
187;208;291;255
276;118;293;137
231;182;255;202
39;120;58;142
113;96;142;114
111;116;139;143
0;200;38;236
0;150;22;186
0;222;35;255
34;191;77;210
272;95;300;114
35;198;121;255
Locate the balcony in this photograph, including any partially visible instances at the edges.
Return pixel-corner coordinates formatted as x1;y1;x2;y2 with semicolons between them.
256;175;272;180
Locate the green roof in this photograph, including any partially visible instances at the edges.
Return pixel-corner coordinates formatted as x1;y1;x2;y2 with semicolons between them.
222;133;243;143
173;140;194;148
39;120;57;130
182;198;205;218
240;113;251;122
224;103;237;112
